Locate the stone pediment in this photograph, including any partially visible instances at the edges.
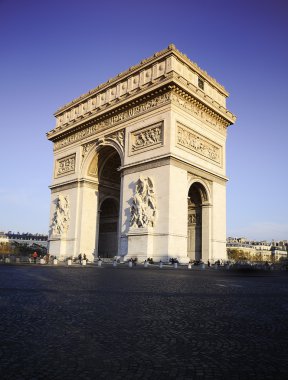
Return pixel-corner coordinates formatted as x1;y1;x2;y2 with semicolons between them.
47;45;236;142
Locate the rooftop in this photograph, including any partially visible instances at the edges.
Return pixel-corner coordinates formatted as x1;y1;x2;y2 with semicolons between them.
54;44;229;115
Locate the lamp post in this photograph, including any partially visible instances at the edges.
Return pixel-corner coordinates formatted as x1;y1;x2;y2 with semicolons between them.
271;239;276;263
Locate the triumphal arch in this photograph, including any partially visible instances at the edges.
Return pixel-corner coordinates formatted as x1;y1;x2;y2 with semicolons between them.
47;45;236;263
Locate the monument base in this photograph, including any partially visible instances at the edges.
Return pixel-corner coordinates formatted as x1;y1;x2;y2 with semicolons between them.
48;235;67;261
126;227;154;262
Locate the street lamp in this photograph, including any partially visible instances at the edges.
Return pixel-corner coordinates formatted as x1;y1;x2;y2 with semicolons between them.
271;239;276;263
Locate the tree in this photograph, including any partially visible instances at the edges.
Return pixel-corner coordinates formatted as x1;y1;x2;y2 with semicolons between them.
227;248;250;261
253;252;263;262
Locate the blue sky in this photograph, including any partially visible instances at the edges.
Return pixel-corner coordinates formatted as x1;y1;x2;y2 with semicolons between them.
0;0;287;240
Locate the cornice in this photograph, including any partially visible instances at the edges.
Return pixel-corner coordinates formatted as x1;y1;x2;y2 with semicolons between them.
48;45;236;141
170;80;236;125
119;152;228;184
49;90;172;149
54;44;228;116
169;86;234;135
49;178;99;192
169;46;229;96
48;79;235;148
171;154;228;184
49;83;235;152
47;77;173;142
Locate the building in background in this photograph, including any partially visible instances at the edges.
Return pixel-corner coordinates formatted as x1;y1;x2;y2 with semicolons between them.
227;237;287;261
0;231;48;256
6;232;48;248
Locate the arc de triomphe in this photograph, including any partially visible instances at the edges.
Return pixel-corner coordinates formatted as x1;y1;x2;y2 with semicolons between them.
47;45;236;263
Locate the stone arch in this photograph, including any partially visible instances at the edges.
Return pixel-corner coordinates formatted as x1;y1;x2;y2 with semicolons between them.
97;197;120;258
91;145;122;258
187;179;211;263
98;194;120;211
98;149;121;184
187;177;211;204
81;138;124;178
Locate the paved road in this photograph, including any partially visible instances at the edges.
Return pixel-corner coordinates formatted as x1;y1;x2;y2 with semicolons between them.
0;264;287;379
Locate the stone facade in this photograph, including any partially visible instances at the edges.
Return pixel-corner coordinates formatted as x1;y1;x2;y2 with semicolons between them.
47;44;236;263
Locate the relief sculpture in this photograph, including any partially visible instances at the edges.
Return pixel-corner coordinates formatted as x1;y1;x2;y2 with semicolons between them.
130;122;163;155
188;213;201;225
130;177;156;228
132;127;161;151
56;154;76;177
82;142;95;161
177;124;221;164
51;195;70;235
107;129;124;149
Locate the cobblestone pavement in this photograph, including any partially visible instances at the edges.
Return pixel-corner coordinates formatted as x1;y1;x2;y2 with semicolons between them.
0;264;288;380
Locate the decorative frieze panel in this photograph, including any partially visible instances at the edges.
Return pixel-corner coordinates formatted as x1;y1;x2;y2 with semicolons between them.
129;122;163;155
171;91;227;135
177;123;222;165
55;154;76;178
53;90;231;153
54;93;170;151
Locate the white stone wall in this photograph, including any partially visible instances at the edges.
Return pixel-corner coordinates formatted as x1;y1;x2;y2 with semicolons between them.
75;185;98;261
170;106;227;178
48;186;78;260
124;109;171;166
211;181;227;261
166;165;188;261
120;165;171;259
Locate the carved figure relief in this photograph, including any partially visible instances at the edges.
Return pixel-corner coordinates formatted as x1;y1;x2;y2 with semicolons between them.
53;94;170;151
107;129;124;149
130;122;163;155
55;154;76;177
82;141;95;162
130;177;156;228
177;124;221;165
51;195;70;235
188;213;201;225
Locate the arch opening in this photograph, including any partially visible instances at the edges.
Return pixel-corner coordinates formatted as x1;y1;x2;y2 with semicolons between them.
187;182;208;262
95;146;121;258
98;198;119;258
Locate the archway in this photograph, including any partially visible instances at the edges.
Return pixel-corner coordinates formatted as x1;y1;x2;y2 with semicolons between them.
187;182;208;262
98;198;119;258
96;146;121;258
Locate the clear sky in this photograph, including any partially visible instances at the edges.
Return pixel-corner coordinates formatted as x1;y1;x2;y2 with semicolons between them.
0;0;287;241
